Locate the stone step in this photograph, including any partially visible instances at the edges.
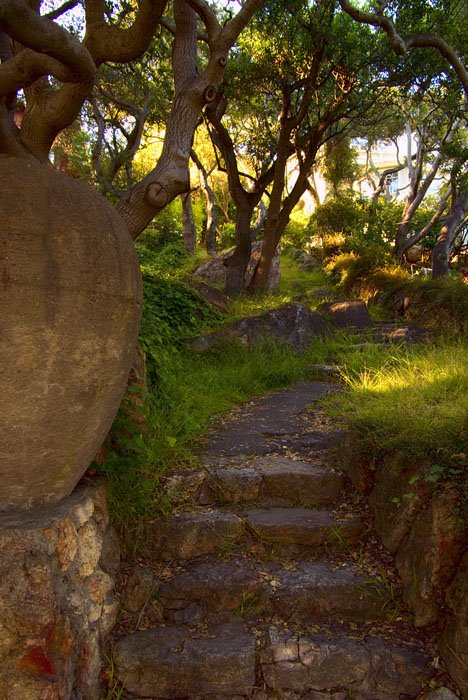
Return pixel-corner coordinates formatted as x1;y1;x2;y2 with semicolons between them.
155;559;392;624
261;625;432;699
114;621;255;698
154;507;362;560
113;622;432;699
196;455;345;507
244;507;363;548
154;510;245;561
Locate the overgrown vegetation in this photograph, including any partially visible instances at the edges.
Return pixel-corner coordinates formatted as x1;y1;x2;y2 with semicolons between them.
95;233;467;545
325;339;468;485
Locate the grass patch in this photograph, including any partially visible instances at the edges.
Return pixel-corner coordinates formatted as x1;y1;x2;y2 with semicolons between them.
324;338;468;480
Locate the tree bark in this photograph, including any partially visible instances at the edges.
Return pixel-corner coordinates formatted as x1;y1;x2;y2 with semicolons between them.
181;191;196;253
432;188;467;278
251;200;267;241
205;94;274;292
225;202;255;295
395;146;443;261
116;0;267;239
191;149;217;254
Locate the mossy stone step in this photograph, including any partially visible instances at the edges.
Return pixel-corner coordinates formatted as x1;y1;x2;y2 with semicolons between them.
114;622;432;699
244;507;363;548
197;455;345;507
155;559;392;623
154;507;362;560
154;510;245;560
114;621;255;698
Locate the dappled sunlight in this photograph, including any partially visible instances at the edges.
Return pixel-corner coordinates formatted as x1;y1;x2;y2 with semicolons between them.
329;341;468;464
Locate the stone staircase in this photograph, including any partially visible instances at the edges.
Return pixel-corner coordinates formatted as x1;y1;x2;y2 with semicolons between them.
112;381;445;699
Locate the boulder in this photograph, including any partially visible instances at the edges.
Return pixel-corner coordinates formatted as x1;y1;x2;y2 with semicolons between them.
0;156;142;510
190;279;231;313
317;299;373;329
191;302;330;354
194;241;281;291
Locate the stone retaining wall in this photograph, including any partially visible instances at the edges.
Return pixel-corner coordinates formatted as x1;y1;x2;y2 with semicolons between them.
0;481;120;700
343;446;467;697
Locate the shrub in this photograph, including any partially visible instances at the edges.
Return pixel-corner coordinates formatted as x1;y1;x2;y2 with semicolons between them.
283;209;311;250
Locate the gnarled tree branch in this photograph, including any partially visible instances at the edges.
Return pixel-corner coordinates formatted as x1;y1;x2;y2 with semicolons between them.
338;0;468;96
0;0;95;81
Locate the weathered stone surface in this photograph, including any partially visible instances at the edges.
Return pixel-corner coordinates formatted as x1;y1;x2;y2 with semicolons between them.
199;456;344;507
190;279;231;313
100;526;121;577
0;482;119;700
257;456;345;505
309;363;341;378
244;508;362;548
379;324;427;343
317;299;373;329
194;240;281;291
199;467;263;505
440;554;468;697
368;455;425;552
396;489;464;627
203;381;337;459
114;622;256;697
419;689;460;700
277;429;345;454
266;561;390;621
123;564;156;612
157;560;263;613
191;303;330;354
261;627;431;698
155;510;244;560
0;156;142;510
155;558;388;625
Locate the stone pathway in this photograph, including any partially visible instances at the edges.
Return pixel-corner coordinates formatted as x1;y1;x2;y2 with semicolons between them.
112;381;447;699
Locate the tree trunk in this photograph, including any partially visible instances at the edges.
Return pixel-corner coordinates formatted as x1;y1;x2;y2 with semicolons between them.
191;150;217;254
181;192;196;253
225;204;255;295
248;233;278;293
251;201;267;241
204;188;218;255
432;189;467;278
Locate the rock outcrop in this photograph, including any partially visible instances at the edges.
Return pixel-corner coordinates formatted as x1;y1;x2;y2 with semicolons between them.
194;241;281;291
191;302;330;354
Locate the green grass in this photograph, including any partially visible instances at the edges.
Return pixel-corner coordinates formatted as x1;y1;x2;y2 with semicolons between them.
229;255;330;319
324;338;468;475
101;336;341;533
98;244;467;543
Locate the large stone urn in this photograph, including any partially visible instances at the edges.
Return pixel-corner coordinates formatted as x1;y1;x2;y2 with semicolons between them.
0;156;142;510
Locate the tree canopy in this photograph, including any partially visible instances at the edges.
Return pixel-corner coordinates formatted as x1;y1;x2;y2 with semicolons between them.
0;0;466;278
